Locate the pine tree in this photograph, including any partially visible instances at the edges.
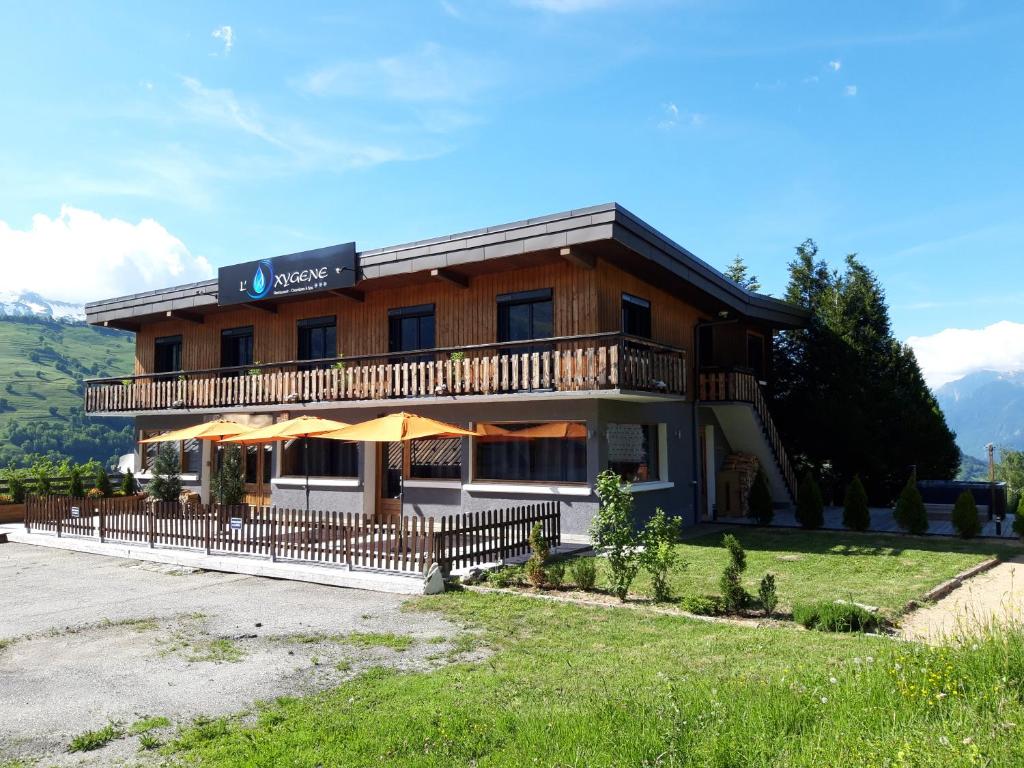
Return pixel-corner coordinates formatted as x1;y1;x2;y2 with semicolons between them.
951;491;980;539
724;255;761;292
842;475;870;532
120;468;137;496
748;470;774;525
894;474;928;535
68;465;85;498
147;444;182;502
210;445;245;505
94;465;112;498
795;473;825;529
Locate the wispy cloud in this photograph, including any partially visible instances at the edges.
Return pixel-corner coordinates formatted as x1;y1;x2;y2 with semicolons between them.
514;0;621;11
439;0;461;18
657;102;705;130
907;321;1024;388
212;25;234;55
300;43;496;103
828;59;842;71
844;84;858;96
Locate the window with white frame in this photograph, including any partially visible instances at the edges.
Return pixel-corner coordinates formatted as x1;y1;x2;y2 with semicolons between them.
606;423;661;482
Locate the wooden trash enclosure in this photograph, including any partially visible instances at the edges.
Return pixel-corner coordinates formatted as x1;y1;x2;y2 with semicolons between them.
22;497;561;575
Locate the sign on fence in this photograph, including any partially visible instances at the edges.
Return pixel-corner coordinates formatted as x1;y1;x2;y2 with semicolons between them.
229;517;243;530
70;506;80;518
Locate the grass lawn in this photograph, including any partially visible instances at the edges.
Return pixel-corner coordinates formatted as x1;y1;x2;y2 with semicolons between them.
167;591;1024;767
606;528;1020;616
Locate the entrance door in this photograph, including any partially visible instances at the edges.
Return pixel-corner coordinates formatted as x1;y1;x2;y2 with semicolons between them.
376;442;406;519
244;444;273;508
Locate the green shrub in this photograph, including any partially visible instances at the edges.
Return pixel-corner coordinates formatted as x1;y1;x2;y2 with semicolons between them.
148;444;182;502
795;473;824;529
524;523;549;588
211;445;245;505
68;722;122;752
748;470;773;525
719;564;747;612
68;465;85;498
842;475;870;532
567;557;597;591
1013;510;1024;540
6;472;25;504
722;533;746;571
680;594;724;616
894;474;928;534
591;470;641;601
94;465;113;498
951;490;981;539
640;507;683;602
793;600;878;632
32;467;51;497
546;561;565;589
120;468;137;496
488;566;524;589
758;573;778;617
1007;490;1020;517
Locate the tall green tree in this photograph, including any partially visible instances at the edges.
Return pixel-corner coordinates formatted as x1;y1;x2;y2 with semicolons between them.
724;255;761;292
772;240;959;503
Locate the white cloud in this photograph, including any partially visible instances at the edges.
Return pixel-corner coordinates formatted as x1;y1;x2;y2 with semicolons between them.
802;75;820;84
657;102;704;130
829;59;841;71
907;321;1024;389
845;84;858;96
0;206;214;304
515;0;619;11
212;25;234;55
300;43;494;103
440;0;461;17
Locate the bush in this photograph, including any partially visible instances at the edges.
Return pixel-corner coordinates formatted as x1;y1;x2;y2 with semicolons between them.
32;468;51;497
795;473;824;529
568;557;597;591
6;473;25;504
68;466;85;498
758;573;778;617
793;600;878;632
748;470;773;525
680;595;724;616
488;566;524;589
524;523;549;588
546;561;565;589
1013;512;1024;540
211;445;245;505
1008;490;1020;517
591;470;641;601
842;475;870;532
722;533;746;571
951;490;981;539
719;534;750;612
640;507;683;602
120;468;137;496
894;474;928;534
0;494;12;505
86;487;103;500
147;444;182;503
94;465;113;499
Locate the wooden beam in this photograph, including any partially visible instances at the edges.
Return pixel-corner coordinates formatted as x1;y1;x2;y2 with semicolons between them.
328;288;365;303
165;310;204;324
243;301;277;314
430;268;469;288
559;247;595;270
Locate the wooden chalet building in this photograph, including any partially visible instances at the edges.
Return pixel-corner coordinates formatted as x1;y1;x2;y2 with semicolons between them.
83;204;807;539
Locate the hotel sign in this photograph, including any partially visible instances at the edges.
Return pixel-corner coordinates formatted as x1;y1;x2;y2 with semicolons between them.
218;242;358;306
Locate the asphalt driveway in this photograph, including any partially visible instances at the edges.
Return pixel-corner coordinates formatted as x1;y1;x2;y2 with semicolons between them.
0;543;467;766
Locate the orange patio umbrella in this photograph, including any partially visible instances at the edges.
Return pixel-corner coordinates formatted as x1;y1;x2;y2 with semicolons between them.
138;419;254;443
512;421;588;439
318;412;478;516
220;415;351;512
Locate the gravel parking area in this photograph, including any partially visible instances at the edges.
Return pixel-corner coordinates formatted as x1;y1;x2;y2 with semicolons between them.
0;543;471;766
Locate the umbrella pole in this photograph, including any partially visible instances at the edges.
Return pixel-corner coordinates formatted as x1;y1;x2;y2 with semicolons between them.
304;436;310;514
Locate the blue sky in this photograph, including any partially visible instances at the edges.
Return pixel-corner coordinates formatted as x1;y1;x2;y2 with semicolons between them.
1;1;1022;385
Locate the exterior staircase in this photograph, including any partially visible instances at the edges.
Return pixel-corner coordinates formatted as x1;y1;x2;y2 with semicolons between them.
699;371;798;506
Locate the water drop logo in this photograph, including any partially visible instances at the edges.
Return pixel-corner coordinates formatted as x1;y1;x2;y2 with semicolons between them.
247;260;274;300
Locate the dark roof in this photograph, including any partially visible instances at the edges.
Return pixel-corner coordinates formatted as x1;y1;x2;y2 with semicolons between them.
85;203;808;328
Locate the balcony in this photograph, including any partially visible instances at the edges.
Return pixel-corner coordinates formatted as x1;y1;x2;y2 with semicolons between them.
84;333;687;414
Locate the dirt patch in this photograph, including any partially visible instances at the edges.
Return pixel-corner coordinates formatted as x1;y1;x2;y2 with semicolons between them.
900;555;1024;643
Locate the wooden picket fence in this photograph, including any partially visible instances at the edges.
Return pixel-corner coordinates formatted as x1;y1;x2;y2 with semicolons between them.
22;497;560;575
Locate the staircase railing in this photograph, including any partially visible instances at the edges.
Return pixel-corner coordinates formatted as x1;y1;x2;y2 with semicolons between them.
699;371;798;502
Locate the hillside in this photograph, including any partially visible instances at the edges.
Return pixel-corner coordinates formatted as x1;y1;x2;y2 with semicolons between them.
935;370;1024;460
0;316;136;467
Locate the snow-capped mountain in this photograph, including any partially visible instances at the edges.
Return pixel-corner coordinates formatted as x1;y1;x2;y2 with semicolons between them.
935;370;1024;459
0;291;85;323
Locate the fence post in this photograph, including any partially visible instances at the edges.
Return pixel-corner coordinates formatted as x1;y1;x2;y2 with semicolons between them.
148;503;155;548
98;499;105;543
56;498;62;538
270;507;277;563
204;505;212;555
25;496;32;533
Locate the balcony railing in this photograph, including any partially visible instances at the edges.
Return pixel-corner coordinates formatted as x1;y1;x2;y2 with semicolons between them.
84;333;687;414
698;370;798;501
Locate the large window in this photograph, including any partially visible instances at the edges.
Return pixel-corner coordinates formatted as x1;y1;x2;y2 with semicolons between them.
141;431;200;474
473;421;587;484
214;443;270;484
221;326;254;368
497;289;554;345
388;304;435;358
621;293;652;339
283;438;358;478
297;316;336;362
410;438;462;480
606;423;660;482
154;335;182;374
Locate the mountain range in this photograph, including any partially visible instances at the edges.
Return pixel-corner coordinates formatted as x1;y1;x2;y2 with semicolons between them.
0;291;85;323
935;370;1024;461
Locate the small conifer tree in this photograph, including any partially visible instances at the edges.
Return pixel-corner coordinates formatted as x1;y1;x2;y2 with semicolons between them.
748;470;774;525
68;466;85;498
842;475;870;532
894;474;928;534
795;473;825;529
120;468;137;496
524;523;550;587
147;445;182;502
210;445;245;505
951;490;981;539
94;466;113;498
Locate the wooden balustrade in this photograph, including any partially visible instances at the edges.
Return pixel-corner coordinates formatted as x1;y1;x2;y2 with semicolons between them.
698;371;798;501
85;335;686;414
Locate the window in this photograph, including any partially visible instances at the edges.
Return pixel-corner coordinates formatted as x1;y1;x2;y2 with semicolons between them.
606;424;660;482
473;421;587;483
621;294;652;339
283;438;358;478
141;431;200;475
410;438;462;480
221;326;254;368
154;335;182;374
388;304;435;357
497;289;554;345
244;444;272;484
747;332;765;380
297;316;336;362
